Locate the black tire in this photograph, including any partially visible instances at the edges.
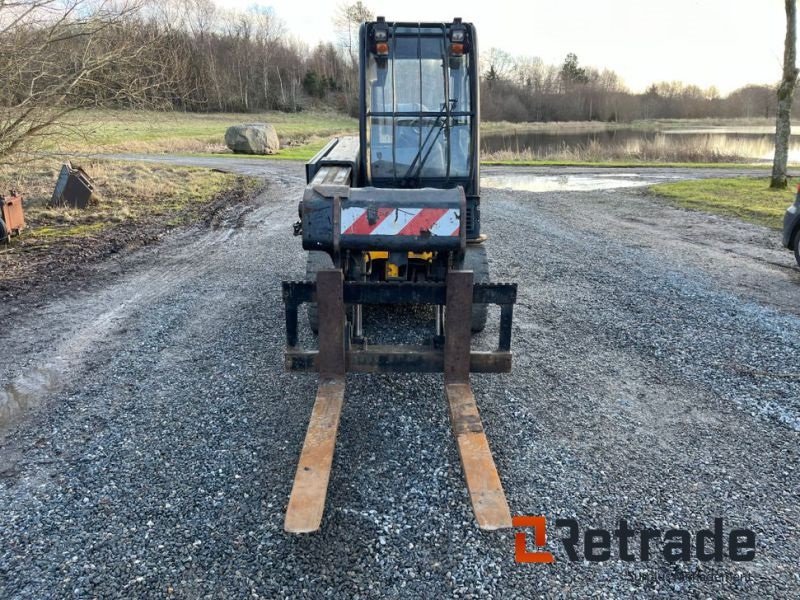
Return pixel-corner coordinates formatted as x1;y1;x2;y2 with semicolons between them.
794;229;800;267
463;244;489;332
306;251;333;334
0;218;7;244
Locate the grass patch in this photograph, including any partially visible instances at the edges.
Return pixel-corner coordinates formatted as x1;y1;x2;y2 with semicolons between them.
0;159;242;240
185;139;330;162
650;177;795;229
54;109;357;154
37;110;798;167
481;118;789;135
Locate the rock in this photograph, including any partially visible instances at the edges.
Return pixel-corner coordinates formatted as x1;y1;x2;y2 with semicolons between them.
224;123;280;155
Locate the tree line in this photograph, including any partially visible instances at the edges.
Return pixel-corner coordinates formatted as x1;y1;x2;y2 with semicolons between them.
0;0;794;160
480;50;783;123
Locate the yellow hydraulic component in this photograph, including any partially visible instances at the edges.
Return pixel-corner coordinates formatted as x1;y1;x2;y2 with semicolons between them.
363;250;435;280
364;250;434;262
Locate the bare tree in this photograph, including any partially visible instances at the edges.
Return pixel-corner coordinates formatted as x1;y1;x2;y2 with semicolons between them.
771;0;798;189
481;47;515;82
334;1;372;68
0;0;170;162
332;1;371;115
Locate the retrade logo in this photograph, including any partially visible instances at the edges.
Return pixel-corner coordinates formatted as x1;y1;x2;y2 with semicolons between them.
513;516;555;563
513;516;756;563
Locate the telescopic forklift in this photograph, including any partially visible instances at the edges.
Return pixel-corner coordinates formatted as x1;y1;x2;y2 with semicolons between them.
282;17;518;532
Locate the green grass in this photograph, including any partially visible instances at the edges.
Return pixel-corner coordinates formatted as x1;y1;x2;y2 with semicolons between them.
481;117;791;135
184;140;330;162
650;177;795;229
32;222;108;239
56;109;357;154
44;110;798;167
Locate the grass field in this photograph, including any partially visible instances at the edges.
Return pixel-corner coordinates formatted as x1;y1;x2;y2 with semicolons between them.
49;109;791;166
650;177;795;229
0;160;245;240
57;109;357;157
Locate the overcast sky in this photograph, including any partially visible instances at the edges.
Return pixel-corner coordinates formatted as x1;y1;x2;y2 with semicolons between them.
219;0;787;94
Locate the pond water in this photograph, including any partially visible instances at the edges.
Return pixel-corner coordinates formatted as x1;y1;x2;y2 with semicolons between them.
481;128;800;161
481;172;684;192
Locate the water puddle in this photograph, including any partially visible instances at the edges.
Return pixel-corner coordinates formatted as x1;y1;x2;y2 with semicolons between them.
481;173;673;192
0;366;63;431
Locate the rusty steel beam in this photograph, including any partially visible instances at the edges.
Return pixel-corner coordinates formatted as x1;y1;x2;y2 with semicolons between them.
444;270;474;385
444;270;512;530
444;383;512;530
284;380;345;533
285;270;346;533
285;347;512;374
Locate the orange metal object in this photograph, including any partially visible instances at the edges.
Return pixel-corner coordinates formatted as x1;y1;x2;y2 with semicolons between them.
0;193;25;237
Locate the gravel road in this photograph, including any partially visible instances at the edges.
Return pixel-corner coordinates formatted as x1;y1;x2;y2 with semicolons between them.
1;159;798;598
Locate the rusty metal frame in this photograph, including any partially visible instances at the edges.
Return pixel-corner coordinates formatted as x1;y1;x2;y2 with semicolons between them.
284;270;346;533
282;269;515;532
443;271;512;529
282;279;516;371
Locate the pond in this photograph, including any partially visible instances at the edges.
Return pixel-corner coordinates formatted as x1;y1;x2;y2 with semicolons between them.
480;127;800;162
480;172;684;193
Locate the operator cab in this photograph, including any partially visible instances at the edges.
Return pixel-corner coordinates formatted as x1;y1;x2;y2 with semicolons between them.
358;18;481;238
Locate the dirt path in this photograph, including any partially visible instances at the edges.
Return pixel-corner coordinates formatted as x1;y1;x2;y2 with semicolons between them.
1;159;798;598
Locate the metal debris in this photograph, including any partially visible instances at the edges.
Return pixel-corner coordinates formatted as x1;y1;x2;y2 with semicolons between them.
51;162;94;209
0;191;25;242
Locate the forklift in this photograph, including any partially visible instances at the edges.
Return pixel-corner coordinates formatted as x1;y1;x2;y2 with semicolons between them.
282;18;518;532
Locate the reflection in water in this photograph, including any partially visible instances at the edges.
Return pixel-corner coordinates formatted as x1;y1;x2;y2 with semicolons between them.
481;173;680;192
481;128;799;162
0;367;62;430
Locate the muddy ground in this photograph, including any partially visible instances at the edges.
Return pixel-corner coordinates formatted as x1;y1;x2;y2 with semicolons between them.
1;178;259;308
0;160;798;598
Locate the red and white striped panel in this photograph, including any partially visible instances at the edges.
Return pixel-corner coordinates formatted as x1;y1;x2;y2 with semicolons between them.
340;207;460;236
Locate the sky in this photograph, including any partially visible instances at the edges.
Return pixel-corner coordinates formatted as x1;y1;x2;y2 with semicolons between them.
218;0;787;94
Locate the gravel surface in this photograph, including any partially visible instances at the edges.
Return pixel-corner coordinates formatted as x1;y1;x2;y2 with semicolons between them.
1;160;798;598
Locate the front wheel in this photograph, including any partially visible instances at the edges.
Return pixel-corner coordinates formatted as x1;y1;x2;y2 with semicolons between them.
0;218;7;244
794;230;800;267
305;251;333;334
462;244;489;333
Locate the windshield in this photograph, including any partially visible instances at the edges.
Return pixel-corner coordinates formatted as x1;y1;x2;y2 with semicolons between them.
366;31;472;183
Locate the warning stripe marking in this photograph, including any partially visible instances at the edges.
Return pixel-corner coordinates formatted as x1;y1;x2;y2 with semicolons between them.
398;208;448;235
371;208;422;236
340;207;460;236
428;210;460;236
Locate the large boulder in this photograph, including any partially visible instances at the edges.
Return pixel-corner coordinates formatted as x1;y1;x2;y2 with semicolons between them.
224;123;280;154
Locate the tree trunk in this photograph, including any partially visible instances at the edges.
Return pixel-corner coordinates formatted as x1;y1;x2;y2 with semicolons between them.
771;0;799;189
